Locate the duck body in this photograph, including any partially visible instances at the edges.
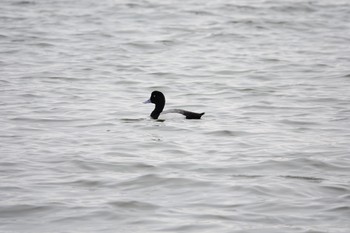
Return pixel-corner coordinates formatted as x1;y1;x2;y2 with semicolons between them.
144;91;205;120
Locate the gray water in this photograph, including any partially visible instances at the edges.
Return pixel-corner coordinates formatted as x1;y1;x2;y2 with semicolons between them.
1;0;350;232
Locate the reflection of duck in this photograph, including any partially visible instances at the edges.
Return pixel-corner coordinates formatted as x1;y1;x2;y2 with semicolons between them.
144;91;205;120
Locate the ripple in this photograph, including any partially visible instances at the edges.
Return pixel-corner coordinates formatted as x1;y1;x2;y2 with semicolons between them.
28;42;54;47
279;175;324;183
118;174;214;190
0;204;52;218
10;117;82;123
12;1;36;5
120;118;145;123
205;130;251;137
279;119;320;127
108;200;160;211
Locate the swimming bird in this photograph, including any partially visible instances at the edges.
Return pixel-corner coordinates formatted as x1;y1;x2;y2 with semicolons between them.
144;91;205;119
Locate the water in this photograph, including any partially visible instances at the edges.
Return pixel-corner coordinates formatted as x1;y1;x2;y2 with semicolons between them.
1;0;350;232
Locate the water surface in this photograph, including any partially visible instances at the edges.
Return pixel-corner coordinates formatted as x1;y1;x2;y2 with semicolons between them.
1;0;350;232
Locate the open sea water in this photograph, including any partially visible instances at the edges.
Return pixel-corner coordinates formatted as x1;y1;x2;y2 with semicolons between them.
1;0;350;232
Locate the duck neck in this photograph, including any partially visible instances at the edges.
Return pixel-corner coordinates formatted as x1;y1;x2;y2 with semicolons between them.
151;103;164;119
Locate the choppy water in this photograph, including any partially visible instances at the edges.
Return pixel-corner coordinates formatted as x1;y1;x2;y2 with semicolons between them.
1;0;350;232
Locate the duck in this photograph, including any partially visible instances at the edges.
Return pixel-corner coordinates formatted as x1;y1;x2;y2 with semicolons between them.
144;91;205;119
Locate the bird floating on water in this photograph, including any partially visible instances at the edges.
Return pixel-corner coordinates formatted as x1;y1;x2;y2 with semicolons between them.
144;91;205;119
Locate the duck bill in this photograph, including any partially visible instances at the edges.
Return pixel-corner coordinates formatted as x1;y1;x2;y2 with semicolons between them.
143;99;151;104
